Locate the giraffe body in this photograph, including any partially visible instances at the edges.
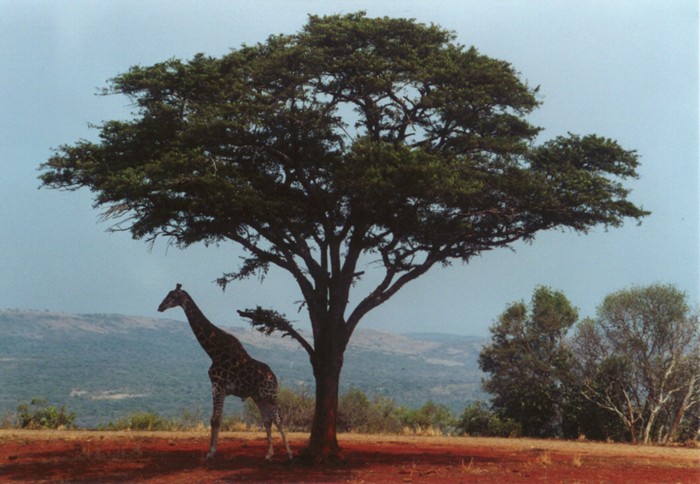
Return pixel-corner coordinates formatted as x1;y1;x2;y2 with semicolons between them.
158;284;292;460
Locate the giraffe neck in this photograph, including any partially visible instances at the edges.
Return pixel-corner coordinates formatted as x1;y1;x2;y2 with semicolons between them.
180;295;225;357
179;292;247;360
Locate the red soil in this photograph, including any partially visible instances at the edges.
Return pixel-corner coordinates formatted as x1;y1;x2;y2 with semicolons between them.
1;430;698;482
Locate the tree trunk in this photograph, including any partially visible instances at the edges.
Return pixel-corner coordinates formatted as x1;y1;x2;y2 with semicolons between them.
305;359;343;462
301;319;347;463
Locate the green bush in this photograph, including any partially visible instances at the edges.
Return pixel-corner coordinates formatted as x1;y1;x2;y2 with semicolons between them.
455;401;491;436
16;398;76;429
400;400;456;435
456;401;521;437
339;388;403;434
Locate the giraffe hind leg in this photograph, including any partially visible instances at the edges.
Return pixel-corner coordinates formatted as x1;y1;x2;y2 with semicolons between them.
254;399;276;460
264;419;274;460
274;410;293;460
258;401;292;460
207;388;225;460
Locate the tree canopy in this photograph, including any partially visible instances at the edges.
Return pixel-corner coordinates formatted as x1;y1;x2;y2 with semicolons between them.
39;12;649;461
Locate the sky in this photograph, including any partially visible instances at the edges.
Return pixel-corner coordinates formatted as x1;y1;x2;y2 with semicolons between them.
1;0;698;337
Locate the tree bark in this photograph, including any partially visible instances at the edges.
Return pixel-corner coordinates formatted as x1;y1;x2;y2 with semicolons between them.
301;316;347;463
665;376;699;443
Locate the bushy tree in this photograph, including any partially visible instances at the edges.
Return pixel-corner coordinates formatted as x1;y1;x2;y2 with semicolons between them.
479;287;578;437
39;12;647;461
572;284;700;443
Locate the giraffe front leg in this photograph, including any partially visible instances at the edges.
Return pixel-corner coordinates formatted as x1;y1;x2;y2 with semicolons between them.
207;389;225;460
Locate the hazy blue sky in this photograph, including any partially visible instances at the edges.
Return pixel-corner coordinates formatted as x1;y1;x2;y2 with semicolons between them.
1;1;697;336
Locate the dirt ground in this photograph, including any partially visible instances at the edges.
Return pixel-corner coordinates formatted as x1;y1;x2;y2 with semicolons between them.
1;430;698;483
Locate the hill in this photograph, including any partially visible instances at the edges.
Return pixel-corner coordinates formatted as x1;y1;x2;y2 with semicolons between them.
0;309;487;427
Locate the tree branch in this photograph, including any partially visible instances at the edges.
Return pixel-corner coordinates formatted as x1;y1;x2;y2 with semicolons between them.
346;250;440;336
238;306;315;357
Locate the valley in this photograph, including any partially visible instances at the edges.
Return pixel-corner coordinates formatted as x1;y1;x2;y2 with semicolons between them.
0;309;487;427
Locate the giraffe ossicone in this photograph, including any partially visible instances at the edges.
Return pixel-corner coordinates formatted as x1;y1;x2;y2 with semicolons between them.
158;283;292;461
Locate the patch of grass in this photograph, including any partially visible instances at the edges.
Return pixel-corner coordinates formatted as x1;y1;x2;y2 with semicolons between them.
459;457;474;473
220;414;250;432
100;411;177;431
536;452;552;466
99;408;215;431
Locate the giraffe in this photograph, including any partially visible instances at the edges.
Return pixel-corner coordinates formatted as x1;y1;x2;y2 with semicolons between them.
157;284;292;461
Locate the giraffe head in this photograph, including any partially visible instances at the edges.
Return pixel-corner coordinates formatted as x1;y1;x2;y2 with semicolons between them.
158;283;187;312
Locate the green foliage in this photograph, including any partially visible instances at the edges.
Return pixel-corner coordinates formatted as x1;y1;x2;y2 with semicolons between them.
237;308;314;355
479;286;578;438
15;398;76;430
398;400;456;435
39;11;647;337
338;388;404;434
455;401;521;437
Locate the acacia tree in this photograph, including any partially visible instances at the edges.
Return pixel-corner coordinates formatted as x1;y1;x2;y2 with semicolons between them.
572;284;700;443
479;287;578;437
40;13;648;461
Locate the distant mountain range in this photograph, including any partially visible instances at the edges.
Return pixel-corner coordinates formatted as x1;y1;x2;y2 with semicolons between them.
0;309;488;427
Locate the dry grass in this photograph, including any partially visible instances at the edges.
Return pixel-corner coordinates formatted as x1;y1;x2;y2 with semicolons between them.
536;452;552;466
1;429;698;462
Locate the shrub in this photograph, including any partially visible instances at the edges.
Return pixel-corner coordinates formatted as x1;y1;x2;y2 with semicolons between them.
487;414;521;438
277;387;315;431
0;410;16;429
243;386;315;432
220;413;249;432
177;408;206;431
16;398;76;429
455;401;492;436
245;387;411;434
102;411;176;431
456;401;521;437
400;401;456;435
339;388;403;434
